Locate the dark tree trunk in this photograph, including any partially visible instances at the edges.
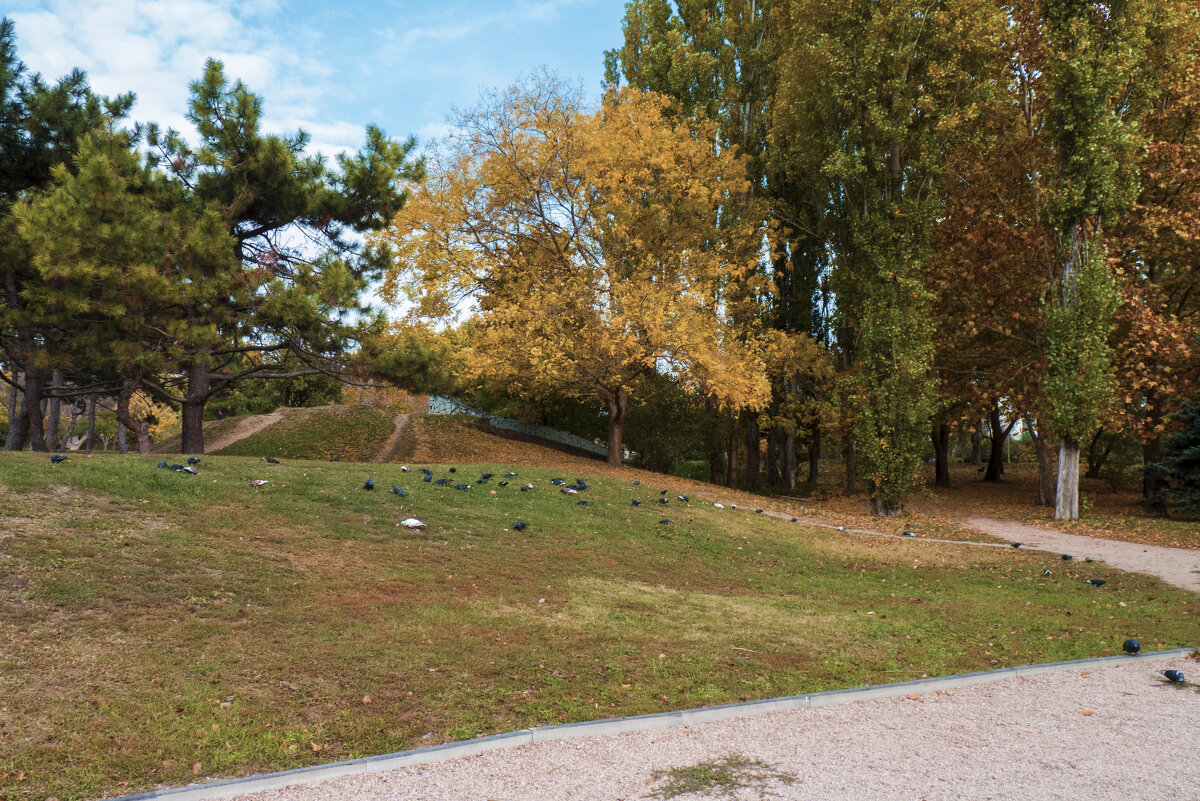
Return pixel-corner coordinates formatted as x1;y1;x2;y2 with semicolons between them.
726;416;739;488
782;429;797;489
844;436;857;493
61;399;81;446
20;364;47;452
180;360;211;455
745;415;761;490
84;395;97;454
807;423;820;484
117;421;128;453
932;423;951;488
605;389;628;466
1143;436;1163;500
116;391;152;455
870;483;902;516
1085;428;1112;479
5;372;16;431
5;391;30;451
45;370;62;451
1029;419;1056;507
970;421;983;466
705;398;726;485
983;405;1013;482
766;432;780;487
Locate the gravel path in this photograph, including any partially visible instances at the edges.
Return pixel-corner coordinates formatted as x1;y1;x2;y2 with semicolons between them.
965;517;1200;593
218;653;1198;801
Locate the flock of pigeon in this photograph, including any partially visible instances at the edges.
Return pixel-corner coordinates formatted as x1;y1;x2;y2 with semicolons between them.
44;451;1188;685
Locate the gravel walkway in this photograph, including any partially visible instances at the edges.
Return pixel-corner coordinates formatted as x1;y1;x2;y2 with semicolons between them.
966;517;1200;593
216;653;1198;801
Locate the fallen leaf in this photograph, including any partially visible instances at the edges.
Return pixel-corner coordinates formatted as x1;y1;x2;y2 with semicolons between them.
1081;710;1094;716
192;762;202;773
363;695;372;704
311;742;323;752
906;694;919;700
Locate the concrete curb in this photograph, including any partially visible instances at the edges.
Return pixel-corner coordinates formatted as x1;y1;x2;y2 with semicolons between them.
108;647;1196;801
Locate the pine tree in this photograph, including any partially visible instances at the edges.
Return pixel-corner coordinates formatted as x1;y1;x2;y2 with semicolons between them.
1145;398;1200;518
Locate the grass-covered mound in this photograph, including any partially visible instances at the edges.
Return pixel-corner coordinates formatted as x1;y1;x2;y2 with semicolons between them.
213;405;396;462
1;452;1196;799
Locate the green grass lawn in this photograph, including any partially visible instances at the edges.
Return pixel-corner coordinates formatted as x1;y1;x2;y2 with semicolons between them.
1;452;1197;800
213;406;396;462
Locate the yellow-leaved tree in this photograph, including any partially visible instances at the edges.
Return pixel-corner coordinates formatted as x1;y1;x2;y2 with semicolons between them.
378;73;770;464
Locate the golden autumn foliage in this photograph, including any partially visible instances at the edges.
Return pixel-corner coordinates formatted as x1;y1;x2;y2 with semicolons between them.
377;74;770;463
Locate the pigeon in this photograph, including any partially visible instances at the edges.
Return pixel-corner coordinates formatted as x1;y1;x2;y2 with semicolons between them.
836;525;844;531
169;464;185;471
660;490;667;495
1123;639;1141;655
262;457;280;464
476;477;490;484
713;502;725;509
400;518;426;529
551;478;565;486
157;460;168;469
480;473;494;480
424;474;433;483
187;456;200;465
1162;669;1186;684
454;483;471;490
250;479;269;487
730;504;738;510
790;517;798;523
1085;557;1094;563
420;468;432;475
631;500;640;506
449;467;456;473
659;519;672;525
1085;579;1106;587
499;481;509;487
1062;554;1073;561
678;495;689;502
181;466;198;474
401;465;410;472
755;509;764;514
659;498;668;504
902;530;916;537
576;500;592;506
1011;542;1022;549
633;480;640;485
561;486;578;495
436;478;451;486
513;521;528;531
1043;569;1053;576
505;472;518;478
364;478;375;491
391;486;405;497
50;454;67;464
521;484;533;492
329;457;340;462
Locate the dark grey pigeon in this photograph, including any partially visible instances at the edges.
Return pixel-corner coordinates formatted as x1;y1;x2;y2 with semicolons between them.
1123;639;1140;655
577;500;592;506
480;473;494;480
1085;579;1106;587
513;521;528;531
50;454;67;464
1062;554;1073;561
262;457;280;464
659;498;668;504
1043;569;1053;576
659;519;672;525
449;467;456;473
631;500;640;506
453;483;471;490
755;509;764;514
423;473;433;482
902;530;916;537
505;472;518;478
1085;557;1094;563
436;478;451;486
391;486;405;497
551;478;565;485
330;457;340;462
498;481;508;487
187;456;200;465
1011;543;1022;549
678;495;689;502
363;478;375;490
157;461;168;469
1162;669;1186;684
660;490;667;495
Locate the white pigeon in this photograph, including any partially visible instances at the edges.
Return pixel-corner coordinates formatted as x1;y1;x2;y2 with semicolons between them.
250;479;269;487
400;518;426;529
560;486;578;495
401;465;410;472
713;502;725;509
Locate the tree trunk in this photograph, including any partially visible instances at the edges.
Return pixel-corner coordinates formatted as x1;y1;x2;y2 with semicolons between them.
5;371;16;431
5;388;30;451
782;429;796;489
870;484;902;516
84;395;97;454
705;398;726;485
766;432;780;487
983;405;1011;482
844;437;857;493
1084;428;1112;479
932;423;951;488
605;389;628;466
1054;438;1081;519
970;421;983;466
180;360;210;455
45;370;62;451
1143;436;1163;500
61;400;81;446
118;423;128;453
807;423;820;484
726;417;739;487
116;382;153;455
745;416;761;490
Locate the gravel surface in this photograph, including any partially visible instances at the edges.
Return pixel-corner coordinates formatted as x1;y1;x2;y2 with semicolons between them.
218;654;1199;801
966;517;1200;593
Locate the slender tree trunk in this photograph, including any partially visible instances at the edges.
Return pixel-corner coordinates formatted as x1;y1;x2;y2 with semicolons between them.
117;423;128;453
180;360;210;455
844;436;857;493
807;423;821;484
970;421;983;466
782;429;796;489
1054;439;1080;519
983;406;1011;482
5;371;16;431
745;416;760;490
45;370;62;451
726;416;739;488
84;395;97;455
605;389;628;466
116;381;153;455
1085;428;1113;479
932;423;951;488
705;398;726;484
869;482;902;516
21;366;47;452
1029;420;1056;506
1142;436;1163;500
61;400;81;446
766;432;780;487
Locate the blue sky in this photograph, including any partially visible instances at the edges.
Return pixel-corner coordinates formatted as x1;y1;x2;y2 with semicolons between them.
6;0;626;157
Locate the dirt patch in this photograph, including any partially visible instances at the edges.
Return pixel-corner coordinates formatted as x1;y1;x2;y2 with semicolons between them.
207;412;286;453
373;413;412;463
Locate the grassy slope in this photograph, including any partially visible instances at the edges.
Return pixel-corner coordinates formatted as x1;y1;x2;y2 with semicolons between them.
1;451;1197;800
213;406;396;462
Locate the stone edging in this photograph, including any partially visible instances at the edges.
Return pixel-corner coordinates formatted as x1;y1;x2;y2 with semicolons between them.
108;648;1196;801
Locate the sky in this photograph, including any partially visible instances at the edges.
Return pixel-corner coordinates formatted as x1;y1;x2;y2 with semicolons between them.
5;0;628;158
